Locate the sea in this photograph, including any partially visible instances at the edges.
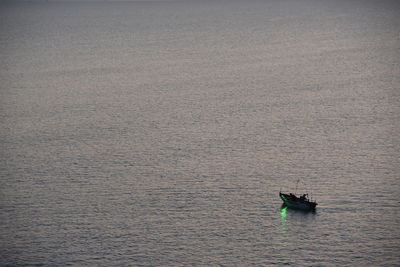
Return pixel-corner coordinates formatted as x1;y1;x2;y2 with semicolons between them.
1;0;399;266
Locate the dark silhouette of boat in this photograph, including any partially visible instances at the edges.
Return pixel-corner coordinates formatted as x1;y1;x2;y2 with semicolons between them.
279;191;317;211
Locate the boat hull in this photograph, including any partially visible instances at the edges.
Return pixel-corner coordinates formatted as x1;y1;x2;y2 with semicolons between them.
279;192;317;211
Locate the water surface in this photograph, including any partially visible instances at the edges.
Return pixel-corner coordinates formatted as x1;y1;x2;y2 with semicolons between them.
1;0;399;265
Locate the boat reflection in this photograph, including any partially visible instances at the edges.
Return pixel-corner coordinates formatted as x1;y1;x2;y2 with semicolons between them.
279;203;316;233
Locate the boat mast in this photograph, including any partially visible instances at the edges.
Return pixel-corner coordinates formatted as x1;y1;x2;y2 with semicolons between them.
295;179;299;195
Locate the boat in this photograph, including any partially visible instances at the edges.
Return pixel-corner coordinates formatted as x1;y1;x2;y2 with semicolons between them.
279;191;317;211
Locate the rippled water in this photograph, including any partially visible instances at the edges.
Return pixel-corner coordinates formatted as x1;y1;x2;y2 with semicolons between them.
1;0;399;265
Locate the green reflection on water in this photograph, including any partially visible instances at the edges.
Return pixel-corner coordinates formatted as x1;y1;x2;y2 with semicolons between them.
281;206;287;220
280;206;288;233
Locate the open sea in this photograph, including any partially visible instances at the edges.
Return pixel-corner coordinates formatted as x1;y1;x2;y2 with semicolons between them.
1;0;399;265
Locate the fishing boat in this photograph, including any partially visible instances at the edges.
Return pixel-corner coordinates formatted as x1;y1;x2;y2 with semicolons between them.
279;191;317;211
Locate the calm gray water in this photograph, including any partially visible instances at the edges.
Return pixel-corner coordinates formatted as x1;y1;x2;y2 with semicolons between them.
1;0;399;265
